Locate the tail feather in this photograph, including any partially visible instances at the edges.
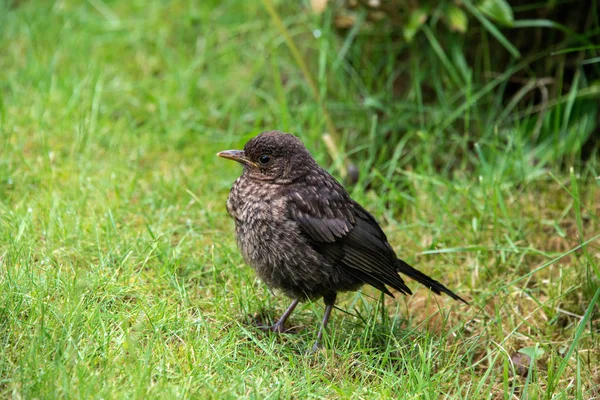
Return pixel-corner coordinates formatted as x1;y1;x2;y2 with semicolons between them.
396;259;468;305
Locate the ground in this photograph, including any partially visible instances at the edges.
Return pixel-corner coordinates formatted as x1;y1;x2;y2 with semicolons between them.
1;1;599;398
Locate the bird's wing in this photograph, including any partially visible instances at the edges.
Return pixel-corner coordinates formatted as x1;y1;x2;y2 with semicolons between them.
287;178;412;295
287;180;355;243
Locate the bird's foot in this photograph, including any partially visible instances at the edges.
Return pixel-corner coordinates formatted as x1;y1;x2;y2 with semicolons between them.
308;340;321;354
268;323;287;333
257;323;298;334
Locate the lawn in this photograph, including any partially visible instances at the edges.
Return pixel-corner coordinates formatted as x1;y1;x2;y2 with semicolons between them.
1;1;599;398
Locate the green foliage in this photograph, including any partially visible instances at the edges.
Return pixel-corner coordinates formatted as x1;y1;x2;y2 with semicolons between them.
477;0;514;27
323;0;599;177
399;0;515;41
0;0;598;398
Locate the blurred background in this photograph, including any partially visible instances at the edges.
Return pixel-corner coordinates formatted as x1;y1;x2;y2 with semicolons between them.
3;0;598;176
1;0;599;398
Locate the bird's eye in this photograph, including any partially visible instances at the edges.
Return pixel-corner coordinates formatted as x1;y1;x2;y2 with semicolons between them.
258;155;271;164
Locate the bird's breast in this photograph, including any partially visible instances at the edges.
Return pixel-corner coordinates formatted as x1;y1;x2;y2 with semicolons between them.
225;177;333;297
226;178;287;223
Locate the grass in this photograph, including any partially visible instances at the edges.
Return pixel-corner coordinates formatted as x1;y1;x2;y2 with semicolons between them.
1;0;599;398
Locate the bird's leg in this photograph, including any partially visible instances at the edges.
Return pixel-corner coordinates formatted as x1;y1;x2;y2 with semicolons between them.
311;293;337;353
269;298;300;333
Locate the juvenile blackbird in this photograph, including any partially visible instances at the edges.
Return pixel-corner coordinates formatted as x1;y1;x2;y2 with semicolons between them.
218;131;466;351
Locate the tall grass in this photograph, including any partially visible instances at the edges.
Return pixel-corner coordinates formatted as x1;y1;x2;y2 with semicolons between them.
0;0;598;398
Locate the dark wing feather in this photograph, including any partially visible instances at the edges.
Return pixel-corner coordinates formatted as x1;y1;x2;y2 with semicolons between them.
288;182;354;243
287;176;412;295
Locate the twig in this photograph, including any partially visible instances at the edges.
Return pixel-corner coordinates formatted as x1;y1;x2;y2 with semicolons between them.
261;0;346;175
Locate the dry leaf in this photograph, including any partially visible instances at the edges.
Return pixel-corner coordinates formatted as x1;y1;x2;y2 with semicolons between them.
334;14;357;29
311;0;328;14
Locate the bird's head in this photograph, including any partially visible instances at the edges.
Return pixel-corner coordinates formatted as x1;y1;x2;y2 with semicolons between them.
217;131;316;183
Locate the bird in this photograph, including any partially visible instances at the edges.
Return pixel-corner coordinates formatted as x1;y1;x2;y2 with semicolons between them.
218;130;467;351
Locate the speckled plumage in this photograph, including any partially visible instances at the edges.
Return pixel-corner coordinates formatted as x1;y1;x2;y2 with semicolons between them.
219;131;466;348
226;161;362;301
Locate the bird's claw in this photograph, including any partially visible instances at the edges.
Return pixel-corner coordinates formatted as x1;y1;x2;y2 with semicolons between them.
309;340;321;354
268;323;287;333
257;323;292;334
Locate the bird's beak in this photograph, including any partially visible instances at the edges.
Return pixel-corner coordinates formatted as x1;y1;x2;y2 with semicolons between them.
217;150;257;168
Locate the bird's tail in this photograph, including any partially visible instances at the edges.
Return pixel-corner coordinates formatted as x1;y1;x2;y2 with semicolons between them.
396;259;468;304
